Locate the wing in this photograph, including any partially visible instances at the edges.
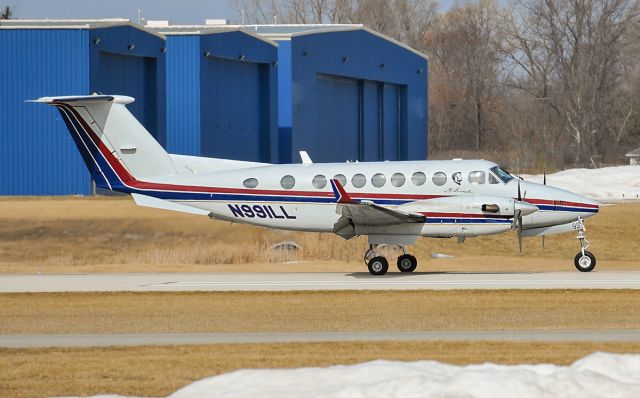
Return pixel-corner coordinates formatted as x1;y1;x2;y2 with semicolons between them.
330;179;426;227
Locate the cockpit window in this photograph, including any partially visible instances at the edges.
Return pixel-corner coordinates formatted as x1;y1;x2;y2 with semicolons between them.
490;166;514;183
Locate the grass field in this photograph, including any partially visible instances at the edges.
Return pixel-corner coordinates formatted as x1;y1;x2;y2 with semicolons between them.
0;197;639;273
3;341;640;398
2;290;640;334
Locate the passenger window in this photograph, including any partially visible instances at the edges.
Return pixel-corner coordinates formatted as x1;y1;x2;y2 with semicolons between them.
371;173;386;188
334;174;347;187
391;173;405;187
352;173;366;188
468;171;486;185
489;173;500;184
243;178;258;188
312;175;327;189
432;172;447;186
411;171;426;186
280;175;295;189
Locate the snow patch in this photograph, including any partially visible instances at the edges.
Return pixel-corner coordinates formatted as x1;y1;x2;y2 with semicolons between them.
80;352;640;398
523;165;640;203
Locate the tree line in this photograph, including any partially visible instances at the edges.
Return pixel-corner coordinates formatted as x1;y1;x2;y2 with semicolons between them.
234;0;640;168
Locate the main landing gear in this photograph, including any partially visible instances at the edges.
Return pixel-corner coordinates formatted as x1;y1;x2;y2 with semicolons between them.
364;244;418;275
574;217;596;272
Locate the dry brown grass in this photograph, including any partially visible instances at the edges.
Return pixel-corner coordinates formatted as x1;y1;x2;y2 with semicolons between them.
2;341;640;398
0;196;639;273
2;290;639;334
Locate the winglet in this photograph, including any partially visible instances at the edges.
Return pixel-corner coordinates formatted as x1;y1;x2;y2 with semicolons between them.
330;179;357;204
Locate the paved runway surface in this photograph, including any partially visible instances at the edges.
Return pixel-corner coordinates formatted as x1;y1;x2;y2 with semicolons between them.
1;271;640;292
3;330;640;347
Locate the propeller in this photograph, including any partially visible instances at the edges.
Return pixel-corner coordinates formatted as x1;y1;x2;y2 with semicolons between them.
542;168;546;249
515;178;523;253
513;178;539;254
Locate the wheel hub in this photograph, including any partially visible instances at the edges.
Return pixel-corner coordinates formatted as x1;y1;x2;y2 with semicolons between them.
578;255;591;268
372;261;383;272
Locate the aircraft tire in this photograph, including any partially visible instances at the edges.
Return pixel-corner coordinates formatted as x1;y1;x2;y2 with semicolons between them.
397;254;417;272
368;256;389;276
574;251;596;272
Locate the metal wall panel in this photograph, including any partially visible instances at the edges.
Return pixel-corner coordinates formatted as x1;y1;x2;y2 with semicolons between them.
276;40;293;163
383;83;400;161
314;74;360;162
285;29;428;163
0;29;91;195
198;31;277;163
89;26;167;146
362;81;380;161
165;35;201;155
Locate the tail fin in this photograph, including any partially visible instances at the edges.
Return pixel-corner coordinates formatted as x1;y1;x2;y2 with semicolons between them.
31;95;175;191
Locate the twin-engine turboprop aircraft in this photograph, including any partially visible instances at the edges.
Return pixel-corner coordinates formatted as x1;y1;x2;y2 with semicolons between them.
33;95;600;275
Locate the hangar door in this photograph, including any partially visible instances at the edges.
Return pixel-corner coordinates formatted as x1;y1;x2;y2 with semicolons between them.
315;74;403;162
93;52;158;142
201;57;270;162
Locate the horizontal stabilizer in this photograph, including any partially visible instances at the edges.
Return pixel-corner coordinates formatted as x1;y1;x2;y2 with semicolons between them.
131;193;211;216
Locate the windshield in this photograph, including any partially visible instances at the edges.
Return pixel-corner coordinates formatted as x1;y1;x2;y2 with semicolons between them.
490;166;514;183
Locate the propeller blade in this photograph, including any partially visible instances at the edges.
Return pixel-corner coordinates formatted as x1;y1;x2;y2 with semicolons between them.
543;168;547;185
517;179;522;201
517;211;523;254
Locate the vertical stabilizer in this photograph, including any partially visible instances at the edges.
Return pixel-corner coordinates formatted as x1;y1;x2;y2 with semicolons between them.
32;95;176;190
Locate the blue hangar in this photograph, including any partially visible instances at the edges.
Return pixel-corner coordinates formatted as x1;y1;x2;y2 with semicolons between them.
0;20;428;195
250;25;428;164
0;19;167;195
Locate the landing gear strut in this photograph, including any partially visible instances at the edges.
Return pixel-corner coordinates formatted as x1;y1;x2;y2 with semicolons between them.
574;217;596;272
364;245;418;275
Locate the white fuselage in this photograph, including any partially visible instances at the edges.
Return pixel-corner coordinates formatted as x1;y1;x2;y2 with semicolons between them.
152;158;599;239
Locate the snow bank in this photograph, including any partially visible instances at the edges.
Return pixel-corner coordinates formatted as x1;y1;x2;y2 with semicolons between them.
523;165;640;203
85;352;640;398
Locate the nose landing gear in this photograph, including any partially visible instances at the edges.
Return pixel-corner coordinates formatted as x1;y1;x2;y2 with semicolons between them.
574;218;596;272
364;245;418;275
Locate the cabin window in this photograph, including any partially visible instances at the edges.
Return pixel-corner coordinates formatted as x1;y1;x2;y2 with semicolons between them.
468;171;486;184
313;175;327;189
371;173;386;188
432;172;447;186
412;171;426;186
280;175;296;190
334;174;347;187
352;173;367;188
489;173;500;184
243;178;258;188
391;173;405;187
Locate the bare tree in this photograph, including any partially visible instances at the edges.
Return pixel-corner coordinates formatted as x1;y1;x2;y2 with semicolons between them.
1;5;13;19
506;0;640;164
425;0;507;152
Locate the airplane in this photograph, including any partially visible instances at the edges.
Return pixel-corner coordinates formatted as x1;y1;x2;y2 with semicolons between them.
32;94;600;275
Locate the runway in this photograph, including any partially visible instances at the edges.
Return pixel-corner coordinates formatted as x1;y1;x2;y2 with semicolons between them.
3;330;640;347
1;271;640;292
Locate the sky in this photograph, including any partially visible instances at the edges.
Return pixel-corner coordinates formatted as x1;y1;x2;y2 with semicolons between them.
4;0;459;25
5;0;239;25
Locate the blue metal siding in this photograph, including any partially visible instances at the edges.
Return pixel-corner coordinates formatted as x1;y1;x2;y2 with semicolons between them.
277;40;293;163
314;74;360;162
383;83;400;161
287;29;428;163
0;29;91;195
362;81;380;161
196;31;277;162
89;26;167;146
165;35;201;155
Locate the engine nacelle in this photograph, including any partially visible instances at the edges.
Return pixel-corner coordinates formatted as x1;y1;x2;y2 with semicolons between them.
397;195;517;237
